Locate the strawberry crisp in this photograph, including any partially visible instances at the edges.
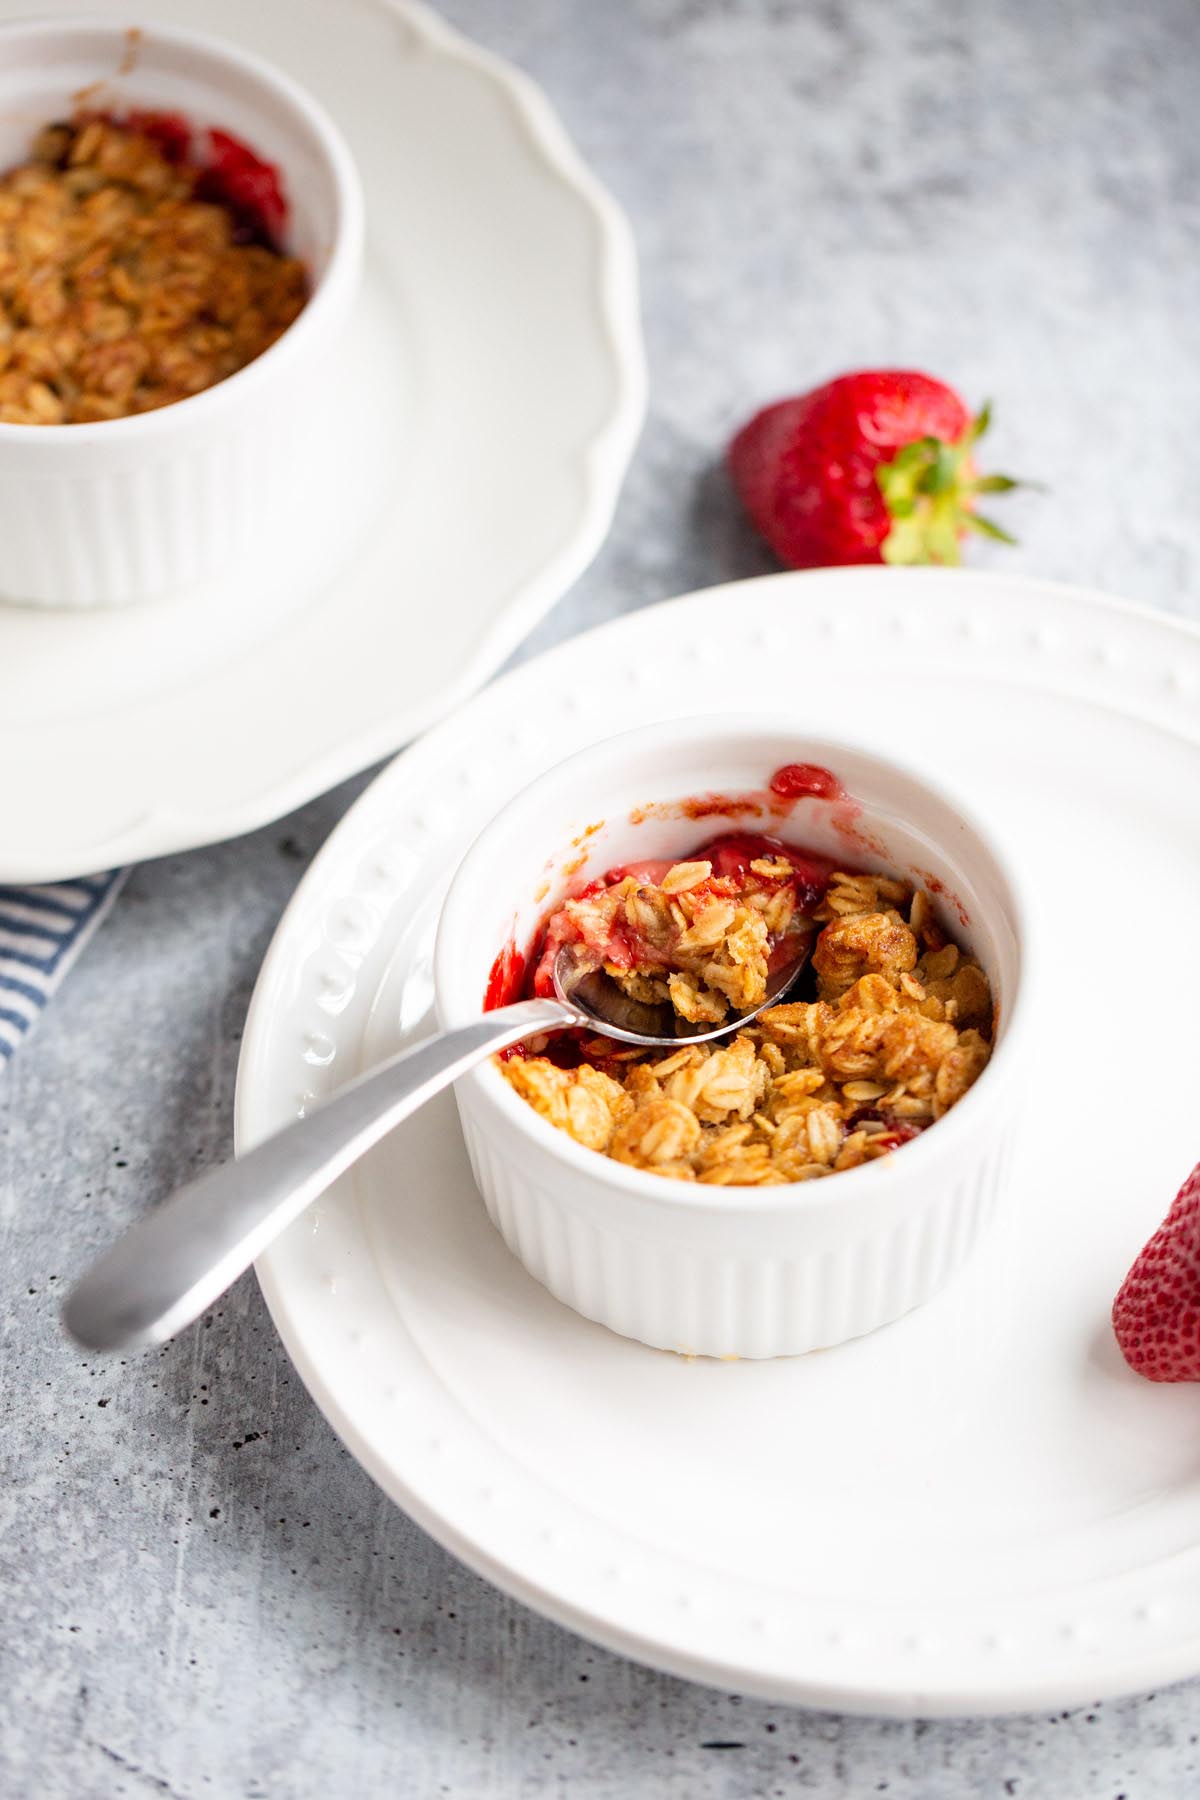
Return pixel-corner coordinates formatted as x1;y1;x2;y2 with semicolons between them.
497;838;995;1185
0;115;308;424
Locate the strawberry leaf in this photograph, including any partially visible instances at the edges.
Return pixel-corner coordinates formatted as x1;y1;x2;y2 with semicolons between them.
972;473;1021;493
876;400;1027;565
962;512;1018;545
966;400;992;445
928;442;957;495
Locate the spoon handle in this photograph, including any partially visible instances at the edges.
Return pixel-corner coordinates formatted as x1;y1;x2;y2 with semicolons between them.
62;997;573;1354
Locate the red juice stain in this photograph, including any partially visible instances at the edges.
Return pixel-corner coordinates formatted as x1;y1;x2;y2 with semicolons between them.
680;794;764;822
484;941;526;1012
769;763;845;802
915;868;970;928
629;796;765;826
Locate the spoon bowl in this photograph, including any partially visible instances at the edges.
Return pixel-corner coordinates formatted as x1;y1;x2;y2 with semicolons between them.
551;934;812;1044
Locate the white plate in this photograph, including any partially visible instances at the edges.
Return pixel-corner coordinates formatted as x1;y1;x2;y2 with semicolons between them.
0;0;644;882
238;569;1200;1718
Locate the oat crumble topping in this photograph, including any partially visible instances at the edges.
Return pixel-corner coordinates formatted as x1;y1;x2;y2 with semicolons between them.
0;117;309;424
499;852;994;1186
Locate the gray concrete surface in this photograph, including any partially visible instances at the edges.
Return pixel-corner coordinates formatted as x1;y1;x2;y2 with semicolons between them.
4;0;1200;1793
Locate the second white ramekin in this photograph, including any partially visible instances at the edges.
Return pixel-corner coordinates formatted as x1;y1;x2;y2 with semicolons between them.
434;716;1030;1360
0;18;363;609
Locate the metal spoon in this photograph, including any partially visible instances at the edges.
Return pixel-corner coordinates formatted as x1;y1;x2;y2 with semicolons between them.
62;935;811;1353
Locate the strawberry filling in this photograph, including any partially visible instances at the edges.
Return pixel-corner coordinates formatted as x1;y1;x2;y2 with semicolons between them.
195;127;289;247
526;831;836;1002
483;942;526;1013
88;109;291;248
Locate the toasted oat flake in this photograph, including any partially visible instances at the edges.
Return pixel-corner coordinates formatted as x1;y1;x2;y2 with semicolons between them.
660;859;713;894
841;1079;888;1102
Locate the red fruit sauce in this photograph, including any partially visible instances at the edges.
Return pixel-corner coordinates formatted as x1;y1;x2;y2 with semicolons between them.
769;762;846;802
700;832;835;910
483;942;527;1012
195;127;289;248
103;109;290;248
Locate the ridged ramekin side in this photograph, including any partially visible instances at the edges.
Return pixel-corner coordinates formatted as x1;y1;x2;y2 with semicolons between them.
0;423;273;607
457;1097;1012;1360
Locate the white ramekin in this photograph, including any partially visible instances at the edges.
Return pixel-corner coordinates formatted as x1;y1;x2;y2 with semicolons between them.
434;716;1030;1360
0;18;363;609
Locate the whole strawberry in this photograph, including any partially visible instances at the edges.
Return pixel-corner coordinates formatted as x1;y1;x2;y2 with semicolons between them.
1113;1161;1200;1381
729;369;1020;569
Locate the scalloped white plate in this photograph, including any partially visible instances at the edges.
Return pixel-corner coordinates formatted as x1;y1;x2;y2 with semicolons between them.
0;0;643;882
238;569;1200;1717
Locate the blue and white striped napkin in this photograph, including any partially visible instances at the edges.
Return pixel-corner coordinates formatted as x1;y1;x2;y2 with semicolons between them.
0;873;125;1063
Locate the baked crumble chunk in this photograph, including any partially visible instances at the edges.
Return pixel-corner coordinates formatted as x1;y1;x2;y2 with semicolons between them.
500;849;994;1186
529;839;831;1027
0;116;309;424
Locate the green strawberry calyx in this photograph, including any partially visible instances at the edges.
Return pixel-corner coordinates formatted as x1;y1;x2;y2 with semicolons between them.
875;402;1027;566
